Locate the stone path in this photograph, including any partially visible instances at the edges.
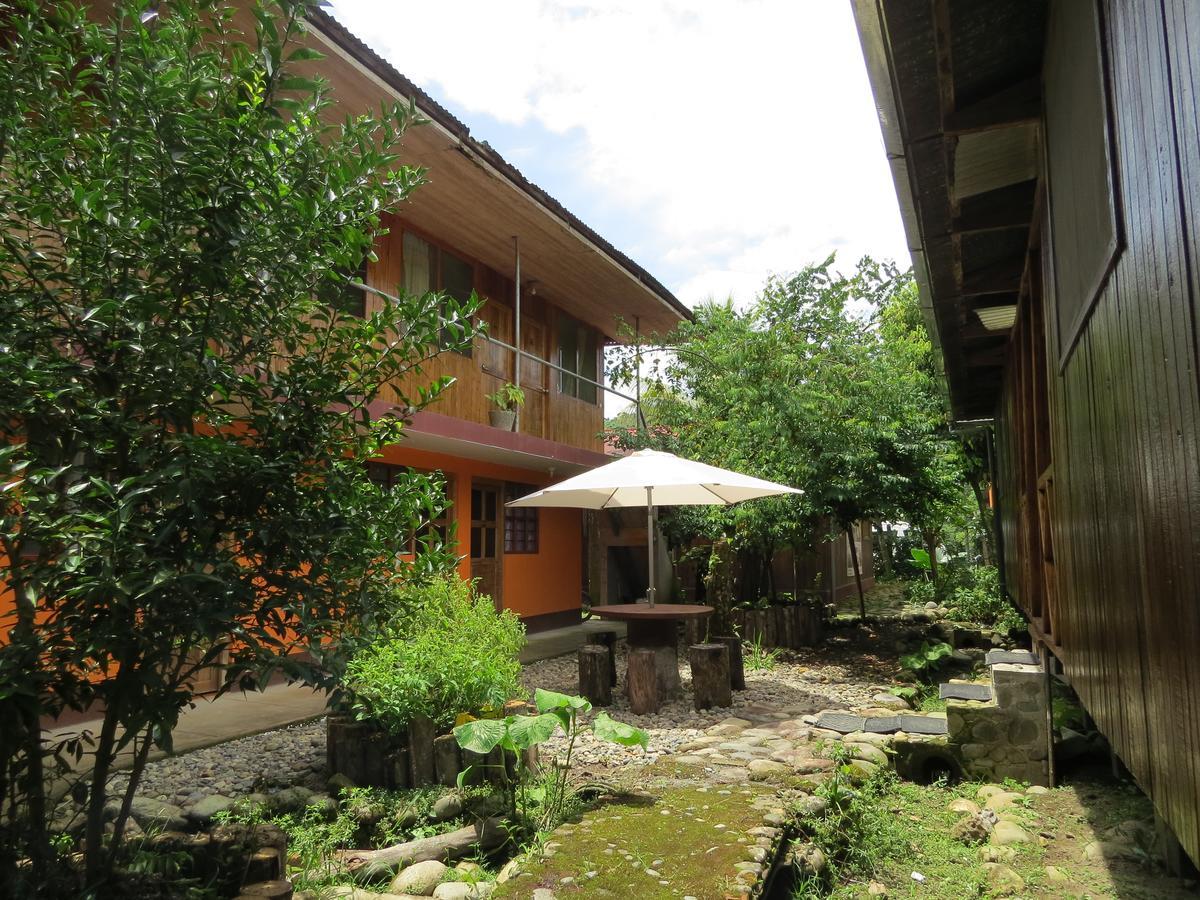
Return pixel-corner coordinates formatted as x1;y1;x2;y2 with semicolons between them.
492;701;898;899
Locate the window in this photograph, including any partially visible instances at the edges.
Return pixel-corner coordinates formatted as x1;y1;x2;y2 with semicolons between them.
557;313;599;403
367;462;453;551
403;231;475;356
1043;0;1121;363
318;258;368;318
504;483;539;554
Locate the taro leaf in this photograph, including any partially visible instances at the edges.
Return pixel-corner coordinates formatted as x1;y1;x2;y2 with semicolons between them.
534;688;592;715
910;548;931;571
506;713;562;751
453;717;507;755
592;712;649;749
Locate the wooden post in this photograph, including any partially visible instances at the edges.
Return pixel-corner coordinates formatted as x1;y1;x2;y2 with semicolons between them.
388;747;410;790
408;715;436;787
579;645;612;707
689;643;732;711
627;648;660;714
434;734;462;787
713;635;745;690
586;632;618;686
360;729;389;787
244;847;283;883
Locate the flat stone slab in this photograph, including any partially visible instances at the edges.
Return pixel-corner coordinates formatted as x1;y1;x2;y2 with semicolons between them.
863;715;902;733
986;649;1037;666
815;713;867;734
940;682;994;702
899;714;949;735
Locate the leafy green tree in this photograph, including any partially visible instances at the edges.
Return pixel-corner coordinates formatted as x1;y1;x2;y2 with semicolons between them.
0;1;474;891
608;257;967;617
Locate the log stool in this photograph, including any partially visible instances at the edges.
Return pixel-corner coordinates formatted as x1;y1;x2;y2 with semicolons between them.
689;643;732;711
586;630;618;686
713;635;746;690
579;644;613;707
626;647;660;714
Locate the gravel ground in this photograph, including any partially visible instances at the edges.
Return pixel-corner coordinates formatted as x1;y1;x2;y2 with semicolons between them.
108;629;902;805
519;638;890;771
108;721;327;807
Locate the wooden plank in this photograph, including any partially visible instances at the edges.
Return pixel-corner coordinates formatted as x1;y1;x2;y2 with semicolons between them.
944;76;1041;135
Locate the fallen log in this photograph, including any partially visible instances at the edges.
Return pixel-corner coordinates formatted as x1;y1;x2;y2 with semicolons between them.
335;817;507;882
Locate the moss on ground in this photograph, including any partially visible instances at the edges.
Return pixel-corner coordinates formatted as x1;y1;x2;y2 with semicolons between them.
798;775;1194;899
493;771;778;899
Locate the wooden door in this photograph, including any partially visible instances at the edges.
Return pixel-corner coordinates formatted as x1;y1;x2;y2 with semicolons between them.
470;480;504;608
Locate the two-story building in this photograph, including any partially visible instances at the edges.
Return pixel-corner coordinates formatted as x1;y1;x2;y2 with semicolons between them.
304;11;690;633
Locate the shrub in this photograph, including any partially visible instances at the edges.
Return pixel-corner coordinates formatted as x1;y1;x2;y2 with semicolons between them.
344;575;525;731
903;578;935;607
949;566;1025;633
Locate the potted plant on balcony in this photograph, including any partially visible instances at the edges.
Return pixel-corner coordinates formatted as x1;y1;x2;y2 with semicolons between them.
486;382;525;431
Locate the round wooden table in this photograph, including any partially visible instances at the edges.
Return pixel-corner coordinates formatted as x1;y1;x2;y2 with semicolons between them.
589;603;713;701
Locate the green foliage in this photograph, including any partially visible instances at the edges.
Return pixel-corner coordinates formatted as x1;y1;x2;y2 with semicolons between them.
946;565;1025;633
743;636;780;673
345;575;525;732
0;1;478;886
910;547;932;572
453;690;647;835
900;641;954;683
605;258;971;613
486;382;526;411
903;577;936;607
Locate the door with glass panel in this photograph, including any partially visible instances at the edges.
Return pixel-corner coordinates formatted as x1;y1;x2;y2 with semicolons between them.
470;480;503;609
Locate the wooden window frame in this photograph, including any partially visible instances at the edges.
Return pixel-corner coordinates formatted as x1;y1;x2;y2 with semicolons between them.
1043;0;1125;368
504;483;540;554
556;311;600;405
366;461;454;553
401;227;476;358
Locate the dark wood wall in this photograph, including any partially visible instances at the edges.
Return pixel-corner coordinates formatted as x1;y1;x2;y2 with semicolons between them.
997;0;1200;863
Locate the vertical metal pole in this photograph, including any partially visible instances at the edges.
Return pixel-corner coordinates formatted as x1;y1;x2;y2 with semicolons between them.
513;236;521;432
646;485;656;607
635;316;646;435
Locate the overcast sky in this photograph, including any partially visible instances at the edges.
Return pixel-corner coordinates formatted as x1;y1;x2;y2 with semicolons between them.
327;0;910;313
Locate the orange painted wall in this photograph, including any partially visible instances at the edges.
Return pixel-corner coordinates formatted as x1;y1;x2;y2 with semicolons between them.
374;443;582;621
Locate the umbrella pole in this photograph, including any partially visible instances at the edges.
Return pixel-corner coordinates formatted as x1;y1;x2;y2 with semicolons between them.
646;485;656;607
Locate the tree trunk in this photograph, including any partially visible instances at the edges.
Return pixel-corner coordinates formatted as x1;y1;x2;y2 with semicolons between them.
578;645;612;707
626;648;659;714
846;526;866;621
689;643;731;711
970;478;993;565
923;529;939;585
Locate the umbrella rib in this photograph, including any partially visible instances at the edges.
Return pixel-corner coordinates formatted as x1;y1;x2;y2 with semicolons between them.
600;486;621;509
700;483;733;504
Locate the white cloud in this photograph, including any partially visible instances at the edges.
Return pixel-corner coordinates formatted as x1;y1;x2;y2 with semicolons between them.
329;0;909;310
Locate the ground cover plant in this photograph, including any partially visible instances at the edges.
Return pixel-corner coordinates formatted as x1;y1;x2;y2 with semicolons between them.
343;575;525;731
0;0;476;892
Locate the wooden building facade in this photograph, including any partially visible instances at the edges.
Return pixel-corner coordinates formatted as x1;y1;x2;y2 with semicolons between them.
855;0;1200;866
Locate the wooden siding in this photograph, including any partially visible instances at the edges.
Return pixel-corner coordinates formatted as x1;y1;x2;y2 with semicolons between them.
996;0;1200;862
368;214;605;453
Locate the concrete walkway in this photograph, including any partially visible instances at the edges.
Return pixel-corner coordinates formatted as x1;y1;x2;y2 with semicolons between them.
52;620;622;768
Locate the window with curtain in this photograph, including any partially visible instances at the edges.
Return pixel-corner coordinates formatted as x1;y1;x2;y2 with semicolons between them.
557;312;598;403
402;231;474;357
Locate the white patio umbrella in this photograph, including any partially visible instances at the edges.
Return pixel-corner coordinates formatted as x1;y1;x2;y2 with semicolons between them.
506;449;801;606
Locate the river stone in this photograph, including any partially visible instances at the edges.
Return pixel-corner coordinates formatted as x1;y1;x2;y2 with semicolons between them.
128;797;188;831
747;759;790;781
185;794;235;826
983;790;1022;812
983;862;1025;895
391;859;448;896
432;793;464;821
951;812;991;846
947;798;979;816
433;883;490;899
845;742;889;766
989;820;1030;846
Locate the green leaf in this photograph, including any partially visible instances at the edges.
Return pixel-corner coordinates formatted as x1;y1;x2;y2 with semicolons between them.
534;688;592;715
592;712;649;749
453;718;506;755
506;712;562;751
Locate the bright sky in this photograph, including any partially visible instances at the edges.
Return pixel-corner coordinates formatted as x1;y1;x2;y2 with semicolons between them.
327;1;911;413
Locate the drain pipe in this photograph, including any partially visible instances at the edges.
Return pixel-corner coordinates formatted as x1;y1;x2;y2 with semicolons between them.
513;235;521;431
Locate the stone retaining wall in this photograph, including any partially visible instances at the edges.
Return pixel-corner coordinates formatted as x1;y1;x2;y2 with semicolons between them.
947;663;1049;785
